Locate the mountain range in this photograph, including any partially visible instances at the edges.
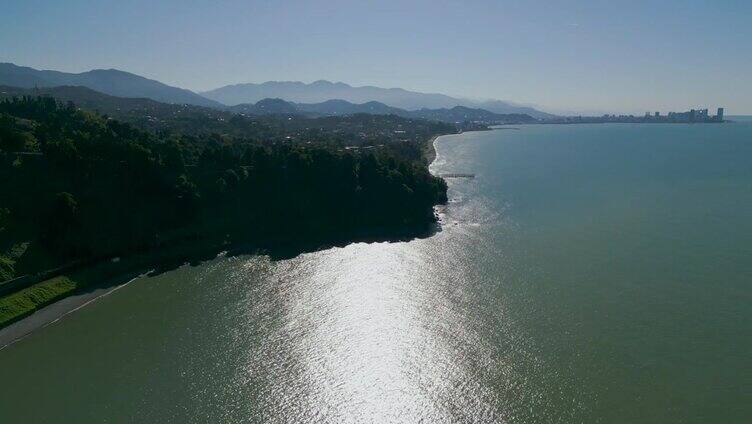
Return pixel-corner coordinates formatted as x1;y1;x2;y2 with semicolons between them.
0;62;553;119
0;63;222;108
231;98;537;124
0;85;535;125
202;80;552;118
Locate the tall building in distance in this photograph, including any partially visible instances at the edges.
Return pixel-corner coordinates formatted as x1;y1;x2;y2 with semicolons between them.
653;107;724;123
548;107;726;124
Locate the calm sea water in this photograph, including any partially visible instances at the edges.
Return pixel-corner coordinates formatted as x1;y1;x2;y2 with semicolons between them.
2;122;752;423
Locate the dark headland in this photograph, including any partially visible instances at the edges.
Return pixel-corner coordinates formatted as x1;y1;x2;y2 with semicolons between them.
0;88;459;342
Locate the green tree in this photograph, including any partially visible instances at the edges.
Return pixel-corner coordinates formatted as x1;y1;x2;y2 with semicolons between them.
43;192;80;255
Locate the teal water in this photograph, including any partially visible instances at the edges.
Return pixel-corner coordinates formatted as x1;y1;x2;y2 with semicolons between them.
1;122;751;422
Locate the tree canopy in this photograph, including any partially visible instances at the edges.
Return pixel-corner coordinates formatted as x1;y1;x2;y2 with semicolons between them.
0;96;450;278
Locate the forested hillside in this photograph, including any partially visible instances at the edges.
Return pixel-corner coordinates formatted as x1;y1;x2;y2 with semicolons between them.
0;96;451;280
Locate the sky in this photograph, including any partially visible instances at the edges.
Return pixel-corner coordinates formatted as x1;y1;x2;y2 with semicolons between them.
2;0;751;115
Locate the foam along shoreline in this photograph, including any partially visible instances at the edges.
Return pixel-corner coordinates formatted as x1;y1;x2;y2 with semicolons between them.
423;134;440;166
0;270;151;349
427;132;458;173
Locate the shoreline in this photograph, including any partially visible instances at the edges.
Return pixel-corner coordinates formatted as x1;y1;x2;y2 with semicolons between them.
0;133;453;349
423;134;440;167
0;224;438;349
425;131;461;171
0;271;149;349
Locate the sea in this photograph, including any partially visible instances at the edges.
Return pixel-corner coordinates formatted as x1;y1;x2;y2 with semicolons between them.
1;119;751;423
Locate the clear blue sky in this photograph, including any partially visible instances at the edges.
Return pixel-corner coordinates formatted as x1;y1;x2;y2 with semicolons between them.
2;0;751;114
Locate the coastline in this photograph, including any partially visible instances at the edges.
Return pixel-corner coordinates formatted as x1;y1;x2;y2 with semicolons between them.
423;134;440;167
0;238;231;349
0;272;148;349
0;222;446;349
0;133;452;349
424;131;456;170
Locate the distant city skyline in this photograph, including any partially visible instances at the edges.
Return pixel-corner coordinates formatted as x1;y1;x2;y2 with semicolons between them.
2;0;751;115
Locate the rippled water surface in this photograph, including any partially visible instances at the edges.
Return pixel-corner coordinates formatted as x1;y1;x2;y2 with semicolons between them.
2;122;752;423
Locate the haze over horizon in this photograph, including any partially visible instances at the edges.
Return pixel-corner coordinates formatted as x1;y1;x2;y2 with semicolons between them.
2;0;752;115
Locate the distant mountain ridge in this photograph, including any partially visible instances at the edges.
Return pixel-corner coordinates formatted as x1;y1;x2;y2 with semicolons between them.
230;97;537;124
0;85;252;137
0;63;222;108
0;63;551;119
298;99;405;116
0;85;535;125
202;80;553;118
